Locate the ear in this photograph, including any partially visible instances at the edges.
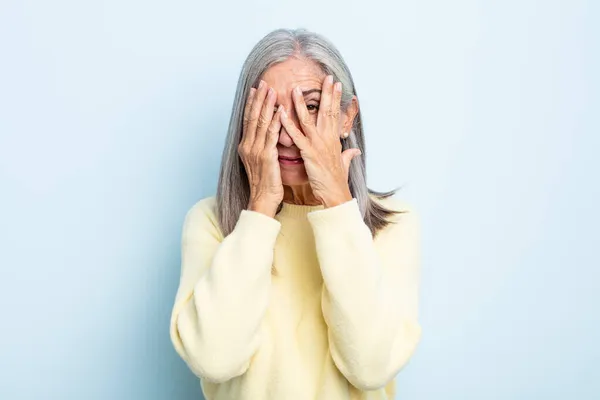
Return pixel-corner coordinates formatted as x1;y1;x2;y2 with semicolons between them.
341;95;359;133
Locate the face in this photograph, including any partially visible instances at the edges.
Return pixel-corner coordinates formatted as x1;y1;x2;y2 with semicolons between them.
260;58;356;186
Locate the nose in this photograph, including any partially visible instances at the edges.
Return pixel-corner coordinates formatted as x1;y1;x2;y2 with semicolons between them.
277;103;299;148
278;126;294;147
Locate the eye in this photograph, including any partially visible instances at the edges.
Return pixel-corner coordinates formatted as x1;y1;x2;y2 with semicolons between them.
307;104;319;112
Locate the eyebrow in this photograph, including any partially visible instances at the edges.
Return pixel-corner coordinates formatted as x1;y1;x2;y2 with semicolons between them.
302;89;321;96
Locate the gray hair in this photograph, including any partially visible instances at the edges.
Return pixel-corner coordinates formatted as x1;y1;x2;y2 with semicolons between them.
216;28;400;237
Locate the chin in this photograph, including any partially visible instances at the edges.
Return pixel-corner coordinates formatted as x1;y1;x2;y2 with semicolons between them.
281;170;309;186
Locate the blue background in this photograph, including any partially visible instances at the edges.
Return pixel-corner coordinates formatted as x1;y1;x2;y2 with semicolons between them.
1;0;598;399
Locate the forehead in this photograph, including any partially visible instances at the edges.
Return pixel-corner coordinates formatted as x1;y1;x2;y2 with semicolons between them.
261;57;325;92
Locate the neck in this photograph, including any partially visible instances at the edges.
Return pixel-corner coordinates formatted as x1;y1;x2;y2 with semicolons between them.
283;184;321;206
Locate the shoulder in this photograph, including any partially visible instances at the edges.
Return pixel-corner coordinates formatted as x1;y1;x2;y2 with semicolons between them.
185;195;217;220
371;194;418;221
370;194;420;238
182;195;223;240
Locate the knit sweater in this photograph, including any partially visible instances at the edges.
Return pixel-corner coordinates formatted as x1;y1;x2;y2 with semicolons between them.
170;195;421;400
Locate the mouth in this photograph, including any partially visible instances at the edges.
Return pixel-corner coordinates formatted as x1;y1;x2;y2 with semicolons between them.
278;155;304;165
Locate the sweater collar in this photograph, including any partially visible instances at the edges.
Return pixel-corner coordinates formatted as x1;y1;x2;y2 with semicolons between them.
277;201;324;218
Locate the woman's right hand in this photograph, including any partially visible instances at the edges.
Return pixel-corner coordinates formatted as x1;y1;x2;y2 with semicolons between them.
238;80;284;218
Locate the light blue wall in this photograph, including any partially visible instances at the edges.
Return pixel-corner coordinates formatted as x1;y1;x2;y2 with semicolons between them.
1;1;598;399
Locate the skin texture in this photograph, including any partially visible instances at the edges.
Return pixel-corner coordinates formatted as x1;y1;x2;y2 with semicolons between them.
238;57;359;217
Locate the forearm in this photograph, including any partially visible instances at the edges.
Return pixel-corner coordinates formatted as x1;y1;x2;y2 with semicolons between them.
308;199;421;389
170;209;280;383
321;272;421;389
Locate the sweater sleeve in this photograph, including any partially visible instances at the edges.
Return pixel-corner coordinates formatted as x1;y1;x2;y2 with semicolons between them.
306;197;422;390
169;199;281;383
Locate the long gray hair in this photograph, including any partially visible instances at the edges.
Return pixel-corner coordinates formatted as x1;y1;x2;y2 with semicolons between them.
216;28;400;237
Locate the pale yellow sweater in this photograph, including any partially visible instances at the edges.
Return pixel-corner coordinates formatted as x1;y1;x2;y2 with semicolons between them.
170;195;421;400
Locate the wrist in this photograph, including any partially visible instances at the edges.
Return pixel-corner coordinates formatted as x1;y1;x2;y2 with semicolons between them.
247;198;279;218
321;190;353;209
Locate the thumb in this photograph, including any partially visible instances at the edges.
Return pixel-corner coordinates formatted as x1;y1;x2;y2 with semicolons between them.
341;148;362;170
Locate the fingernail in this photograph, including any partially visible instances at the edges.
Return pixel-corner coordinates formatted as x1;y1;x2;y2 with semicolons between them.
268;87;274;96
327;75;334;84
280;106;287;118
294;86;301;96
259;80;265;89
335;82;342;92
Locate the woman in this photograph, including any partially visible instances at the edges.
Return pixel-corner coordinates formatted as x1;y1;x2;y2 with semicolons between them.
170;28;421;400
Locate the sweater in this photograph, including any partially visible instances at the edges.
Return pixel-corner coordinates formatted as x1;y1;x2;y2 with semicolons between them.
169;195;422;400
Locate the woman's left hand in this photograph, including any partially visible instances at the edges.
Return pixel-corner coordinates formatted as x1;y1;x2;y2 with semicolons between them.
280;75;361;208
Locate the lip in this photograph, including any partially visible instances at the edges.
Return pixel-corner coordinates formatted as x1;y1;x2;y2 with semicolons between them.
278;155;304;165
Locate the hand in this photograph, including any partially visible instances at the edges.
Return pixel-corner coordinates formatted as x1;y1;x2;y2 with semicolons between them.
238;80;284;217
279;75;361;208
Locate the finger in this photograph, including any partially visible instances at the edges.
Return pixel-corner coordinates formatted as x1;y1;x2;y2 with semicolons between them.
332;81;343;135
246;80;269;146
341;148;362;171
254;87;277;149
280;106;309;150
292;86;317;138
265;105;283;149
241;87;256;146
317;75;334;130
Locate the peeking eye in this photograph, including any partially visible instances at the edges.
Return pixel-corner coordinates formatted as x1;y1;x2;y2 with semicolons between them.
307;104;319;112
